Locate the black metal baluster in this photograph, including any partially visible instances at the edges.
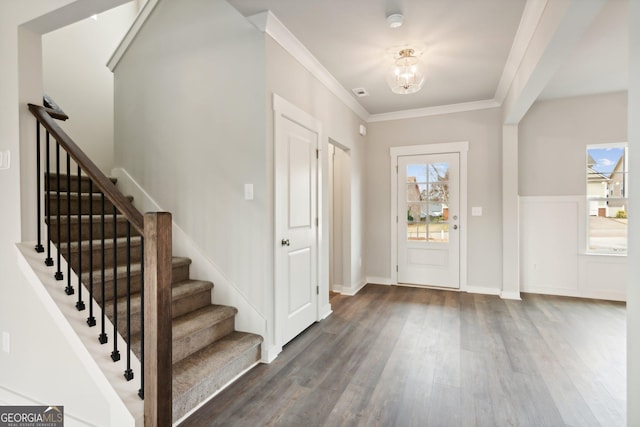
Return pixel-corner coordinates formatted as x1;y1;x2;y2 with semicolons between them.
111;205;120;362
35;122;44;253
138;237;144;399
65;154;74;295
99;193;108;345
54;143;63;281
76;166;85;311
45;132;53;267
87;180;96;327
124;222;133;381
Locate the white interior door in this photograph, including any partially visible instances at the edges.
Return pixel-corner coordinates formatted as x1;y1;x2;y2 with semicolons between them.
397;153;460;288
275;110;318;345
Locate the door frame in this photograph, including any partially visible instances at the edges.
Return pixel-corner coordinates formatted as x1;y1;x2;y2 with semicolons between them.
273;94;327;351
390;142;469;289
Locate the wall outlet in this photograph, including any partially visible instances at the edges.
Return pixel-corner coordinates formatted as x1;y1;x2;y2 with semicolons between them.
2;332;9;353
0;150;10;170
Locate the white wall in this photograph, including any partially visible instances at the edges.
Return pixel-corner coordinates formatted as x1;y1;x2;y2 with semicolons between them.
519;92;627;300
42;2;137;173
1;1;136;424
365;107;504;292
265;36;367;300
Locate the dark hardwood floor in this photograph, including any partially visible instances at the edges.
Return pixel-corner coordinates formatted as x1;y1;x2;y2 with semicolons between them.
180;284;626;427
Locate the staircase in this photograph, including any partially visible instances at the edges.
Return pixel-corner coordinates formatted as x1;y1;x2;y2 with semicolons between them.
48;172;263;422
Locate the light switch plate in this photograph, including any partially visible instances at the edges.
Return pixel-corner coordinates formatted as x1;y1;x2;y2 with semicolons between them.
0;151;9;170
2;332;9;353
471;206;483;216
244;184;254;200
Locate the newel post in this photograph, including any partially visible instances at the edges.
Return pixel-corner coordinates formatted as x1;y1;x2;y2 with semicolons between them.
144;212;173;426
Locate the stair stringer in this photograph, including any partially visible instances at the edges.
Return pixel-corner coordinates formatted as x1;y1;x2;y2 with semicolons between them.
111;168;270;362
15;243;143;426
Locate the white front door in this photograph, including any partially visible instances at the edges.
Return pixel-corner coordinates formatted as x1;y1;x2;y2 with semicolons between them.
275;103;319;345
397;153;460;288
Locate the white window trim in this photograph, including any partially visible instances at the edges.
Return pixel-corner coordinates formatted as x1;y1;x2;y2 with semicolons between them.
390;142;468;289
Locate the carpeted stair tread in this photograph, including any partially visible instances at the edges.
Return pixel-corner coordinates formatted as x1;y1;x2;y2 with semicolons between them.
47;192;134;215
59;235;143;252
128;304;239;364
80;256;191;283
47;173;117;193
172;280;213;302
172;331;263;421
173;305;237;341
111;279;213;320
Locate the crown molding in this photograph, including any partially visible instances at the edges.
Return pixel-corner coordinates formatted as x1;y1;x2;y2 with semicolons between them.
367;99;501;123
494;0;549;103
107;0;159;72
249;11;370;122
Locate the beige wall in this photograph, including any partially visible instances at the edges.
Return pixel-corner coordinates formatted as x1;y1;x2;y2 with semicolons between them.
365;107;504;290
519;92;627;196
114;0;268;322
42;2;137;173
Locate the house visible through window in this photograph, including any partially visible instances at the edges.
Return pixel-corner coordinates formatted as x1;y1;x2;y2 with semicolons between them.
587;143;628;253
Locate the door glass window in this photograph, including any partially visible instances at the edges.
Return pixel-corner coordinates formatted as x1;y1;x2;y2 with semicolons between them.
406;162;450;242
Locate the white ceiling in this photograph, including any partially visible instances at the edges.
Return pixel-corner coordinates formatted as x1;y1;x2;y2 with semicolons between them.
227;0;628;117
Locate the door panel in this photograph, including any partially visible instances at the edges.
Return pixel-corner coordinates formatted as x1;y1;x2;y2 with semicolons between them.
276;114;318;345
398;153;460;288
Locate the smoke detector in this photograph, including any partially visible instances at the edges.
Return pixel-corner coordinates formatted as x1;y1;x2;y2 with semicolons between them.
387;14;404;29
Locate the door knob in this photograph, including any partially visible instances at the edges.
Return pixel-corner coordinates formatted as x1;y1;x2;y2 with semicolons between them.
281;239;290;246
453;225;458;230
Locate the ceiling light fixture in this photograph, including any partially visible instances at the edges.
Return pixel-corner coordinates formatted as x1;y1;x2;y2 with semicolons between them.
386;13;404;29
387;48;424;94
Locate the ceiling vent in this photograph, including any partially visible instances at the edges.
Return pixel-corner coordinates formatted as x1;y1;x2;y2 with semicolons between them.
352;88;369;97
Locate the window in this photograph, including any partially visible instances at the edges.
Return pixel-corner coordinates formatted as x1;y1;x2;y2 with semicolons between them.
406;162;450;242
586;143;628;253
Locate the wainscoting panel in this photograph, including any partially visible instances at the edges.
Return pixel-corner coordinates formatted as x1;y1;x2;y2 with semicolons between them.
520;196;626;301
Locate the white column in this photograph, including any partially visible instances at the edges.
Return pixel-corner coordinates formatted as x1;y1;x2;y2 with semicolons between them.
628;0;640;424
501;124;520;300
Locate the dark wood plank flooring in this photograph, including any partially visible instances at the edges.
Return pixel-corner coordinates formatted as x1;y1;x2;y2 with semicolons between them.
181;284;626;427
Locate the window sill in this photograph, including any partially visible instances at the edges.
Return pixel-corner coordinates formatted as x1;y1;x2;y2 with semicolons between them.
581;251;627;258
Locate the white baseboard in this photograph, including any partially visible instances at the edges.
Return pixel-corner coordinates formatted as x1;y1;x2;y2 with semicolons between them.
320;303;332;319
465;286;502;296
521;287;625;302
265;345;282;363
365;276;393;285
338;281;369;296
500;290;522;300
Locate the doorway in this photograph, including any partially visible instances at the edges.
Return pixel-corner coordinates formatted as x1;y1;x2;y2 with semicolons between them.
390;142;468;289
397;153;460;288
328;141;350;294
274;95;321;346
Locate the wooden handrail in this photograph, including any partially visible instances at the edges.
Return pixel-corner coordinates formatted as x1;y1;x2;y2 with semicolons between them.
28;104;144;235
42;106;69;121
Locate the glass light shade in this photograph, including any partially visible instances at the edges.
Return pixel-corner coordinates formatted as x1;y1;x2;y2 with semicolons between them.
386;49;425;94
